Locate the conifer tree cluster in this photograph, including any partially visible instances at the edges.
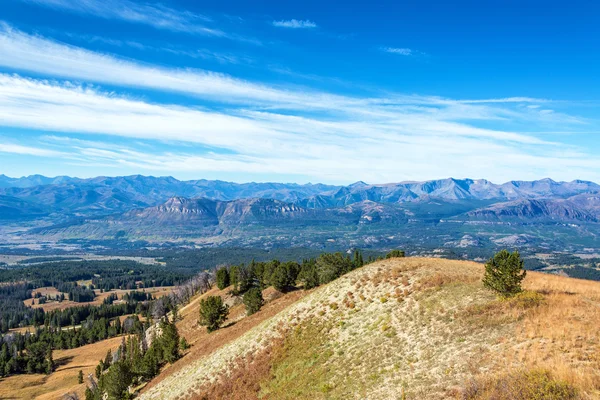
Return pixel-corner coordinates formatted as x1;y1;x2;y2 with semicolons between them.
85;319;181;400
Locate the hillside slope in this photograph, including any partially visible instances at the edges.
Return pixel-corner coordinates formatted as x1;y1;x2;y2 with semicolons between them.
139;258;600;400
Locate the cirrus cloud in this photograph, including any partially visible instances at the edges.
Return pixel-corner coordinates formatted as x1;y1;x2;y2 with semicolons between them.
273;19;317;29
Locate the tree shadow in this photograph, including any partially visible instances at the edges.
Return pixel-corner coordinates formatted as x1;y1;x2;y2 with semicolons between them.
54;355;75;368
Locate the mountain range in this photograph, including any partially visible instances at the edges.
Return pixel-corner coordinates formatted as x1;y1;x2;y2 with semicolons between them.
1;175;600;250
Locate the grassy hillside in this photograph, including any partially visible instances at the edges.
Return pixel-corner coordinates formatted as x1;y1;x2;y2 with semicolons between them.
0;336;124;400
140;258;600;400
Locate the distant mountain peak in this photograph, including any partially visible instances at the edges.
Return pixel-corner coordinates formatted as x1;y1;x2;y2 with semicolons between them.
349;181;369;187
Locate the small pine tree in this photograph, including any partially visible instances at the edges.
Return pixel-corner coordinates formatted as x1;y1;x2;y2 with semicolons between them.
215;267;230;290
78;369;84;384
299;260;319;290
353;249;364;268
243;287;264;316
45;347;54;375
270;265;290;292
179;337;190;350
483;250;527;297
103;350;112;371
160;320;180;363
198;296;229;333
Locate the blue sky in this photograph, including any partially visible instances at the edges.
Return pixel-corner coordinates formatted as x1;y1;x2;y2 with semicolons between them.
0;0;599;184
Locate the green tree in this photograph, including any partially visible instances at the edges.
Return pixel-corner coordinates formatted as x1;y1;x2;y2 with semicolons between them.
230;264;254;294
270;264;290;291
353;249;364;268
140;346;159;380
159;320;180;364
386;250;405;259
483;250;527;297
243;287;264;315
78;369;84;384
198;296;229;333
270;262;300;291
179;337;190;350
103;350;112;370
315;252;353;284
215;267;230;290
299;260;319;289
102;360;132;400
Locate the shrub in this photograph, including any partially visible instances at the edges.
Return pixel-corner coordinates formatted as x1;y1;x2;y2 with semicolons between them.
505;290;544;309
198;296;229;333
463;369;578;400
243;287;264;316
483;250;527;297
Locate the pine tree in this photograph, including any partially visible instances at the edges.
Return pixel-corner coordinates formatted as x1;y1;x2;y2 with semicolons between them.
103;360;132;400
103;350;112;371
198;296;229;333
483;250;527;297
243;287;264;315
160;320;180;363
299;260;319;289
179;337;190;350
78;369;84;384
215;267;230;290
353;249;364;268
270;264;290;292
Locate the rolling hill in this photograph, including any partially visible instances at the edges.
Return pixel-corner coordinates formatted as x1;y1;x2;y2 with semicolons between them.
137;257;600;399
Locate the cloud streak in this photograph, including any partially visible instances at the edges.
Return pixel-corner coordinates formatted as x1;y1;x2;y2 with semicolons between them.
20;0;222;36
0;73;594;183
382;47;414;56
273;19;317;29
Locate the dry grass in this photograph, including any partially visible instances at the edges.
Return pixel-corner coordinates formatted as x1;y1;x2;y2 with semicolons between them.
138;258;600;400
0;336;124;400
189;338;284;400
462;368;578;400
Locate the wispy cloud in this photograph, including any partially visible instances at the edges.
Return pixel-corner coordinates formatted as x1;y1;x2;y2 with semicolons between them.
20;0;223;36
1;24;565;121
381;47;414;56
1;73;593;183
272;19;317;29
0;142;65;157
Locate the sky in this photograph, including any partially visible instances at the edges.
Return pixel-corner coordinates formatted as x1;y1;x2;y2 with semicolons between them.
0;0;599;184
